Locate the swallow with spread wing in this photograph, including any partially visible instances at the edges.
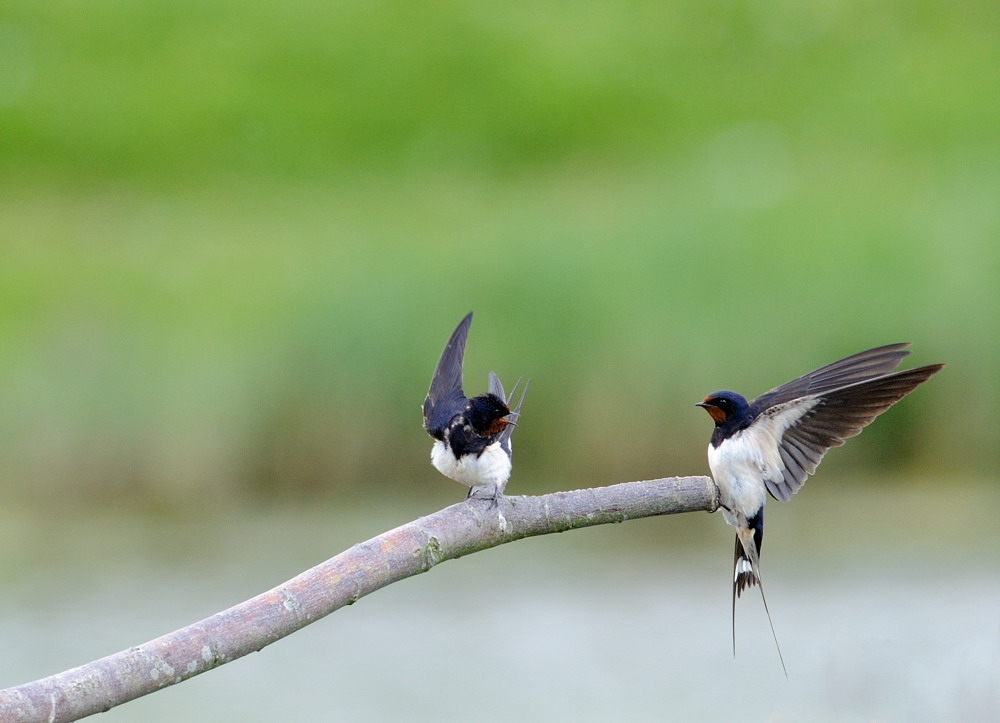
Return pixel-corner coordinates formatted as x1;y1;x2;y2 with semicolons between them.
697;343;944;675
423;312;529;502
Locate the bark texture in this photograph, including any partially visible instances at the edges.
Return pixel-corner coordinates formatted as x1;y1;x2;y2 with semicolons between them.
0;476;717;722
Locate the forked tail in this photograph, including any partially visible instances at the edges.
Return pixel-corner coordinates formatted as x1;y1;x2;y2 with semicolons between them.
733;528;788;679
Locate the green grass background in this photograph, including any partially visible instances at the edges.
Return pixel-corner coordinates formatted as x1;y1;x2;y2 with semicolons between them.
0;0;995;509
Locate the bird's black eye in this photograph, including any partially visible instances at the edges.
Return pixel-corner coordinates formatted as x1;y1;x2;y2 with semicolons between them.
715;398;727;407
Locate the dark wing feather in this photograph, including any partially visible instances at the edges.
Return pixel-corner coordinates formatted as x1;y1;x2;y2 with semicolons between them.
487;370;506;402
422;312;473;439
750;343;912;417
764;363;944;501
496;375;530;453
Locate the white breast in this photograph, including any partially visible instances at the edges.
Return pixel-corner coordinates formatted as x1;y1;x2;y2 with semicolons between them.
708;435;768;527
431;440;512;492
707;398;816;526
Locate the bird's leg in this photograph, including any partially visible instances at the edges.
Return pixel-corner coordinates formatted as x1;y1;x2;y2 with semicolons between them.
467;484;499;504
467;485;508;530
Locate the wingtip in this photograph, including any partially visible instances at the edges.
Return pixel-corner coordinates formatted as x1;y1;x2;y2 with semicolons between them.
510;377;530;413
447;311;473;345
449;312;473;346
859;341;912;362
488;370;504;400
498;377;529;446
425;312;475;410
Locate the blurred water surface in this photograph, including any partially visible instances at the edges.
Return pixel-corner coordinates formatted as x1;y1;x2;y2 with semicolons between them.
0;479;996;722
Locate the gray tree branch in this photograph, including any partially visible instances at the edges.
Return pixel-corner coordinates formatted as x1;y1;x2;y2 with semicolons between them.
0;475;717;722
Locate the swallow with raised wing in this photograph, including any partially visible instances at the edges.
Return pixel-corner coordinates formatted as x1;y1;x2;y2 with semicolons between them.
423;312;529;503
697;343;944;674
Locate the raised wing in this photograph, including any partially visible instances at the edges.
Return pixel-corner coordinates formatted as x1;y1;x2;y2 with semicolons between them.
760;363;944;501
750;343;912;416
487;370;505;402
422;312;473;439
491;374;530;453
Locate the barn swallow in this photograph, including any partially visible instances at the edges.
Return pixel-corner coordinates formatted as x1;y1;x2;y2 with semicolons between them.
697;343;943;675
423;312;529;503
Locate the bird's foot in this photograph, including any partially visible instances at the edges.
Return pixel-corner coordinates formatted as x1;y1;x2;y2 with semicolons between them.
467;484;502;504
466;486;508;531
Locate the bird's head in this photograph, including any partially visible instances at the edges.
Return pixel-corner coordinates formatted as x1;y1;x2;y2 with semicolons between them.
466;393;513;438
696;391;751;428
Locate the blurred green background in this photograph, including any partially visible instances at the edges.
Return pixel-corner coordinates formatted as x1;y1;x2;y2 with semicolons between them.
1;1;998;720
1;0;991;511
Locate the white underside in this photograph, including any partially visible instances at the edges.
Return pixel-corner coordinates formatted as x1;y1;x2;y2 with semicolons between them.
430;439;512;494
708;434;770;528
708;398;816;528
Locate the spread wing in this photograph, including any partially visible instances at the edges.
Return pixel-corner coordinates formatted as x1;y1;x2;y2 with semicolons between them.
422;312;473;439
750;343;912;413
756;363;944;502
489;373;530;453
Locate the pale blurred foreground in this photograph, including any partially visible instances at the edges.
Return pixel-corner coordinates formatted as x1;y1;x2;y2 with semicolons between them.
0;479;995;722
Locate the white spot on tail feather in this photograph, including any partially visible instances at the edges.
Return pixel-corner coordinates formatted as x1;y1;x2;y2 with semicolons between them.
735;557;754;581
